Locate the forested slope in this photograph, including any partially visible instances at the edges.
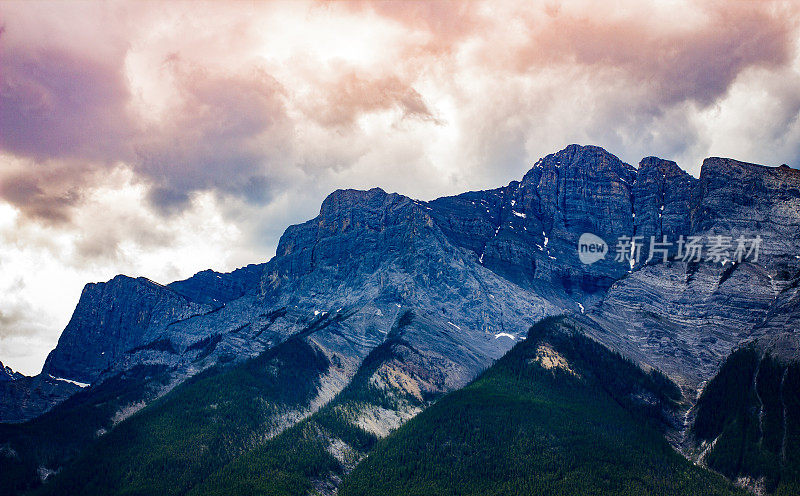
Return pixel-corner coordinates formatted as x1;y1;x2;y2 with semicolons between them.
339;317;746;496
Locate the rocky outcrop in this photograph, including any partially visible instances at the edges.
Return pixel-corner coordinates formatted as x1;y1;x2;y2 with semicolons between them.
428;145;641;298
167;264;265;305
0;361;20;382
692;157;800;277
429;146;697;300
259;186;564;391
41;276;212;384
633;156;695;242
0;362;83;423
586;261;777;389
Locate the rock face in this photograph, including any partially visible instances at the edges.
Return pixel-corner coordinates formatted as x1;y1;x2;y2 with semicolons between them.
257;186;563;395
429;144;641;296
585;261;777;388
429;146;698;300
167;264;265;305
2;144;800;496
0;361;20;382
633;156;695;242
692;157;800;275
589;156;800;390
3;144;798;431
0;361;82;423
41;276;212;384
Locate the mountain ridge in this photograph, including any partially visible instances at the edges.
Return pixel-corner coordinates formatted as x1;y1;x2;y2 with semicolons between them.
5;143;799;420
1;143;798;495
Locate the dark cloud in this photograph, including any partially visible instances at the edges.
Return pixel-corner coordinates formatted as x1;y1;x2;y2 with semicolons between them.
0;36;290;218
0;175;76;223
0;44;134;162
134;61;290;213
0;156;102;224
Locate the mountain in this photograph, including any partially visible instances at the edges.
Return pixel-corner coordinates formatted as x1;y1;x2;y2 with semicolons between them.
689;342;800;495
0;361;83;424
585;157;800;391
1;144;798;495
338;316;745;496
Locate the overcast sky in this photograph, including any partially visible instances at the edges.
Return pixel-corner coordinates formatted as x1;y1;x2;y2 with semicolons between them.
1;0;799;375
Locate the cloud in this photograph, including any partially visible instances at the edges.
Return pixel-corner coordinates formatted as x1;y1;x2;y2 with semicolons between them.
0;170;255;375
0;46;134;162
133;59;290;212
299;70;439;127
0;154;105;224
507;0;796;106
0;175;73;223
340;0;483;55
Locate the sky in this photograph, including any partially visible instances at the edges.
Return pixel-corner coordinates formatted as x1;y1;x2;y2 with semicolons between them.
1;0;799;375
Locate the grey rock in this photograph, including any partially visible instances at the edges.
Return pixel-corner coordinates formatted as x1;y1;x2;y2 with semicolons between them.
585;156;800;390
691;157;800;279
0;361;21;382
9;144;799;432
42;275;213;384
633;156;695;243
0;362;82;423
168;264;265;305
585;260;777;390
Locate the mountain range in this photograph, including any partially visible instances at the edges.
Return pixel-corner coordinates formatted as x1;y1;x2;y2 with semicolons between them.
1;144;798;495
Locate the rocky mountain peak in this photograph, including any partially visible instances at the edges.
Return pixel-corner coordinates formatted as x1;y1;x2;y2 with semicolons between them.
637;156;686;177
8;144;798;426
41;274;211;384
0;361;19;382
167;264;265;305
691;156;800;269
697;156;800;198
514;144;637;268
266;185;442;299
319;187;392;214
522;144;636;184
632;156;695;240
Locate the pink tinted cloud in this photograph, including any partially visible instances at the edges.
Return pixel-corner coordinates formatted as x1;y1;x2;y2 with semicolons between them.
0;45;135;162
134;58;290;211
0;0;798;226
300;70;438;127
504;1;796;105
348;0;483;53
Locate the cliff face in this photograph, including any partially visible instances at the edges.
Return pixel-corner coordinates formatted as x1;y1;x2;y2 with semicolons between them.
258;186;563;397
590;156;800;389
429;144;640;294
41;276;212;384
692;157;800;272
0;361;19;382
3;144;798;424
167;264;265;305
427;146;701;299
633;156;695;241
0;361;82;422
